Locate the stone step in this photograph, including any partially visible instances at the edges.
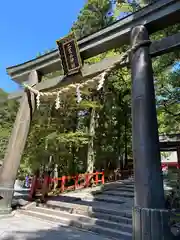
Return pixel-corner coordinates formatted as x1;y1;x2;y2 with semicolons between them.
98;191;134;198
19;208;132;239
55;194;126;205
112;183;134;188
37;202;132;225
103;182;134;191
87;211;132;225
34;206;132;232
105;187;134;193
42;199;132;219
85;194;126;204
104;186;134;192
84;194;134;204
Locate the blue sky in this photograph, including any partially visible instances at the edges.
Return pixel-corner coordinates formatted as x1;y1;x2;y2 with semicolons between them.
1;1;179;93
0;0;86;92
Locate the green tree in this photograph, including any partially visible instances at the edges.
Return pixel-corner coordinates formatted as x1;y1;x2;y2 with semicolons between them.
71;0;113;39
156;69;180;134
15;0;180;182
0;89;18;160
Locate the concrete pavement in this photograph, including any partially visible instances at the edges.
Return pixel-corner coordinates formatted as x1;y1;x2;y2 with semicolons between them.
0;212;111;240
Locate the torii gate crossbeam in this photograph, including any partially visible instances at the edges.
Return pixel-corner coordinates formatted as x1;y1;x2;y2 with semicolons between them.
1;1;180;239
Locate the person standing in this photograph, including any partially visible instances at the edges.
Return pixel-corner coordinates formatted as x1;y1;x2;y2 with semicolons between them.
25;175;29;188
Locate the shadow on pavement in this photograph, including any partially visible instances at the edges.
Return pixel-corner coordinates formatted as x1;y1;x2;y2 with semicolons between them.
0;215;109;240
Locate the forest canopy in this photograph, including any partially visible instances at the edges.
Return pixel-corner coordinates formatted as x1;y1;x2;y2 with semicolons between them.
1;0;179;179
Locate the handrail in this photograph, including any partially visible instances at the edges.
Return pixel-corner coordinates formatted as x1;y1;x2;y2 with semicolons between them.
29;171;105;200
162;162;180;168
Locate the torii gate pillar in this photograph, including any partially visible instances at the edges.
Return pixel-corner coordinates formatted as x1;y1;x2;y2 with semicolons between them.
130;25;173;239
0;70;41;214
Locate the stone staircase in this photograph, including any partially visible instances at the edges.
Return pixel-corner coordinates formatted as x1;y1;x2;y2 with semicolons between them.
18;179;134;239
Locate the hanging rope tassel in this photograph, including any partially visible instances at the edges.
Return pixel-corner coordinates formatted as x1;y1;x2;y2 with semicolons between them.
55;92;61;109
36;93;41;109
76;84;82;103
97;72;106;91
22;43;141;101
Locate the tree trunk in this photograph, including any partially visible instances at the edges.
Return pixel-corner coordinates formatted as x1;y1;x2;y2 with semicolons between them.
71;111;78;175
86;108;96;173
124;106;128;168
53;164;58;190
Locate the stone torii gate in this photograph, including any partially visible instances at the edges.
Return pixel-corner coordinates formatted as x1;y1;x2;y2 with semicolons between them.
160;134;180;166
1;0;180;239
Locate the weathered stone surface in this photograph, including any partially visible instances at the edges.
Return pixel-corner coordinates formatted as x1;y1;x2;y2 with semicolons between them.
0;213;111;240
0;70;41;214
132;206;172;239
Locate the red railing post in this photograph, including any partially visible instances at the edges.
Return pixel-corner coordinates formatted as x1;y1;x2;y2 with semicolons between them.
31;171;107;197
95;172;98;184
75;175;79;190
85;173;89;187
41;175;50;200
61;176;65;193
102;171;105;184
28;175;38;200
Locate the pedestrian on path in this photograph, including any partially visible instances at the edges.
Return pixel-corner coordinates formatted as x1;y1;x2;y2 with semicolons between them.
25;175;29;188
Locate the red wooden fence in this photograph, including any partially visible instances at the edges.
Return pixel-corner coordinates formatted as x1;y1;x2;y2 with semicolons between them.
161;162;180;169
29;171;104;200
28;163;179;200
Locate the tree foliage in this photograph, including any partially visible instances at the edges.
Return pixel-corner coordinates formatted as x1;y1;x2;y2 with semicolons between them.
0;89;18;160
0;0;179;180
71;0;113;39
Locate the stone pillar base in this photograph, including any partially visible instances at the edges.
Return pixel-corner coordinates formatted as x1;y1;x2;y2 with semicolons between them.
132;206;174;239
0;186;14;215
